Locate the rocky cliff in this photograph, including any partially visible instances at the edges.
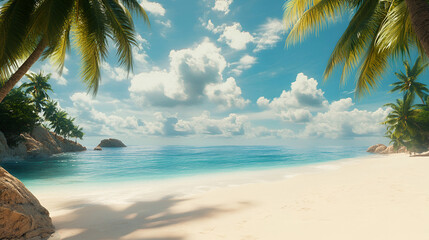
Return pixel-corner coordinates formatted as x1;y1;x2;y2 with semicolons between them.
0;126;86;161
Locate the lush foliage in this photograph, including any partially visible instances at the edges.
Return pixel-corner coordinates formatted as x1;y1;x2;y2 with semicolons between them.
283;0;425;96
0;88;39;146
0;72;84;146
0;0;149;95
20;71;53;112
383;58;429;153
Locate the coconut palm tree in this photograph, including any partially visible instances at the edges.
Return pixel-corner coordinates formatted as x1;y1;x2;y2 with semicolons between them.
383;94;428;152
390;57;428;103
283;0;427;96
0;0;150;102
42;99;58;123
20;71;52;112
71;125;84;143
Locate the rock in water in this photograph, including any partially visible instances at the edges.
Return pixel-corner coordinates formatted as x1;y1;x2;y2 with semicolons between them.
0;167;55;239
97;138;126;148
94;146;102;151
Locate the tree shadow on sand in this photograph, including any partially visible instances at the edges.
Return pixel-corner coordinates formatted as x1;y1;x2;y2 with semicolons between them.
54;195;249;240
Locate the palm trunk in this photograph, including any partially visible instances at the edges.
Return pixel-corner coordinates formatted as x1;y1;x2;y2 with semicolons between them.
0;39;47;103
405;0;429;57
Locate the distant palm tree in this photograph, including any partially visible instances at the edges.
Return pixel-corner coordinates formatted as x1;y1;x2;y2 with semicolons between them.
71;125;84;143
42;99;58;123
21;71;52;112
50;110;68;136
383;94;422;151
0;0;150;102
283;0;427;96
390;57;428;103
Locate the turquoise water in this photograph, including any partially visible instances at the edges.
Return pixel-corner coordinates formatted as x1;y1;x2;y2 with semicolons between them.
0;145;368;187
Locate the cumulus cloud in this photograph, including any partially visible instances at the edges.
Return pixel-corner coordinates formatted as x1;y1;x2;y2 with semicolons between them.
253;18;286;52
101;62;132;82
303;99;389;139
40;63;68;85
129;38;248;109
140;0;166;16
231;55;257;75
218;23;254;50
68;93;250;137
205;77;250;109
205;21;254;50
212;0;233;14
257;73;328;122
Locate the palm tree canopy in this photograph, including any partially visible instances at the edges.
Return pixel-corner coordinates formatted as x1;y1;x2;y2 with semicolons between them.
389;57;428;103
283;0;425;97
0;0;149;94
20;71;53;111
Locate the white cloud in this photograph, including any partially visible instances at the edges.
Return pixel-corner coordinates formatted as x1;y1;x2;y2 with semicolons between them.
129;38;248;109
218;23;254;50
231;54;257;75
254;18;286;52
140;0;166;16
101;62;132;82
133;34;150;66
212;0;233;14
156;19;172;28
303;100;389;139
205;77;250;109
257;73;328;123
40;63;68;85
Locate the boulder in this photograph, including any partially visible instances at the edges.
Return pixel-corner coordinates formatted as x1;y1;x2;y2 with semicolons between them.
367;144;386;153
0;167;55;239
397;146;408;153
381;145;397;154
374;145;387;154
97;138;126;148
94;146;102;151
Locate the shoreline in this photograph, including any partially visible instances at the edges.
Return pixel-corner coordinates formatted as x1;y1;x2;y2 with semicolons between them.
30;153;429;240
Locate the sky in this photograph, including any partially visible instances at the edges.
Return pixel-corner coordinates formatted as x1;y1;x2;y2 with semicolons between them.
21;0;426;147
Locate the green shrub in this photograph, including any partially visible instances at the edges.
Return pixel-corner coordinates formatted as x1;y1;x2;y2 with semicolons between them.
0;88;39;147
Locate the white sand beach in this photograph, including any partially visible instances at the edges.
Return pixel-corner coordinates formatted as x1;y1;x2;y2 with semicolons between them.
33;154;429;240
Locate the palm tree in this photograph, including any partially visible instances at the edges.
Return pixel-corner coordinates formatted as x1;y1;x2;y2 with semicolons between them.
50;110;68;136
383;94;425;152
0;0;150;102
71;125;84;143
43;99;58;122
283;0;426;96
20;71;53;112
390;57;428;103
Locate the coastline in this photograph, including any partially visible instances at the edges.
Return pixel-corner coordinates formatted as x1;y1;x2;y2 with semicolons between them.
31;153;429;240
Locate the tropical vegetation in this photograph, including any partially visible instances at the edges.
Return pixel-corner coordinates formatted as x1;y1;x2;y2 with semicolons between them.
383;58;429;153
283;0;429;96
0;0;150;103
0;72;84;147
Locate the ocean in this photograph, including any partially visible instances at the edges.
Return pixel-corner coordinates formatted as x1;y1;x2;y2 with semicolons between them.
0;145;368;188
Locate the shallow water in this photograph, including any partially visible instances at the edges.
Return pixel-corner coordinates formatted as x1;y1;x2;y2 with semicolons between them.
0;145;368;187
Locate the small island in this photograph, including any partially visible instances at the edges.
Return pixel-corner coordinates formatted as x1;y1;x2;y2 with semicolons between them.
94;138;126;150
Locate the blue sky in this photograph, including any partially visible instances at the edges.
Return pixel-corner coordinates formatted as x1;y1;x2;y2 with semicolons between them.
23;0;425;147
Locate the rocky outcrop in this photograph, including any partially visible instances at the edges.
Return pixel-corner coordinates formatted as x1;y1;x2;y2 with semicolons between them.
97;138;126;148
0;126;86;161
0;167;55;239
367;144;408;154
367;144;385;153
94;146;102;151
